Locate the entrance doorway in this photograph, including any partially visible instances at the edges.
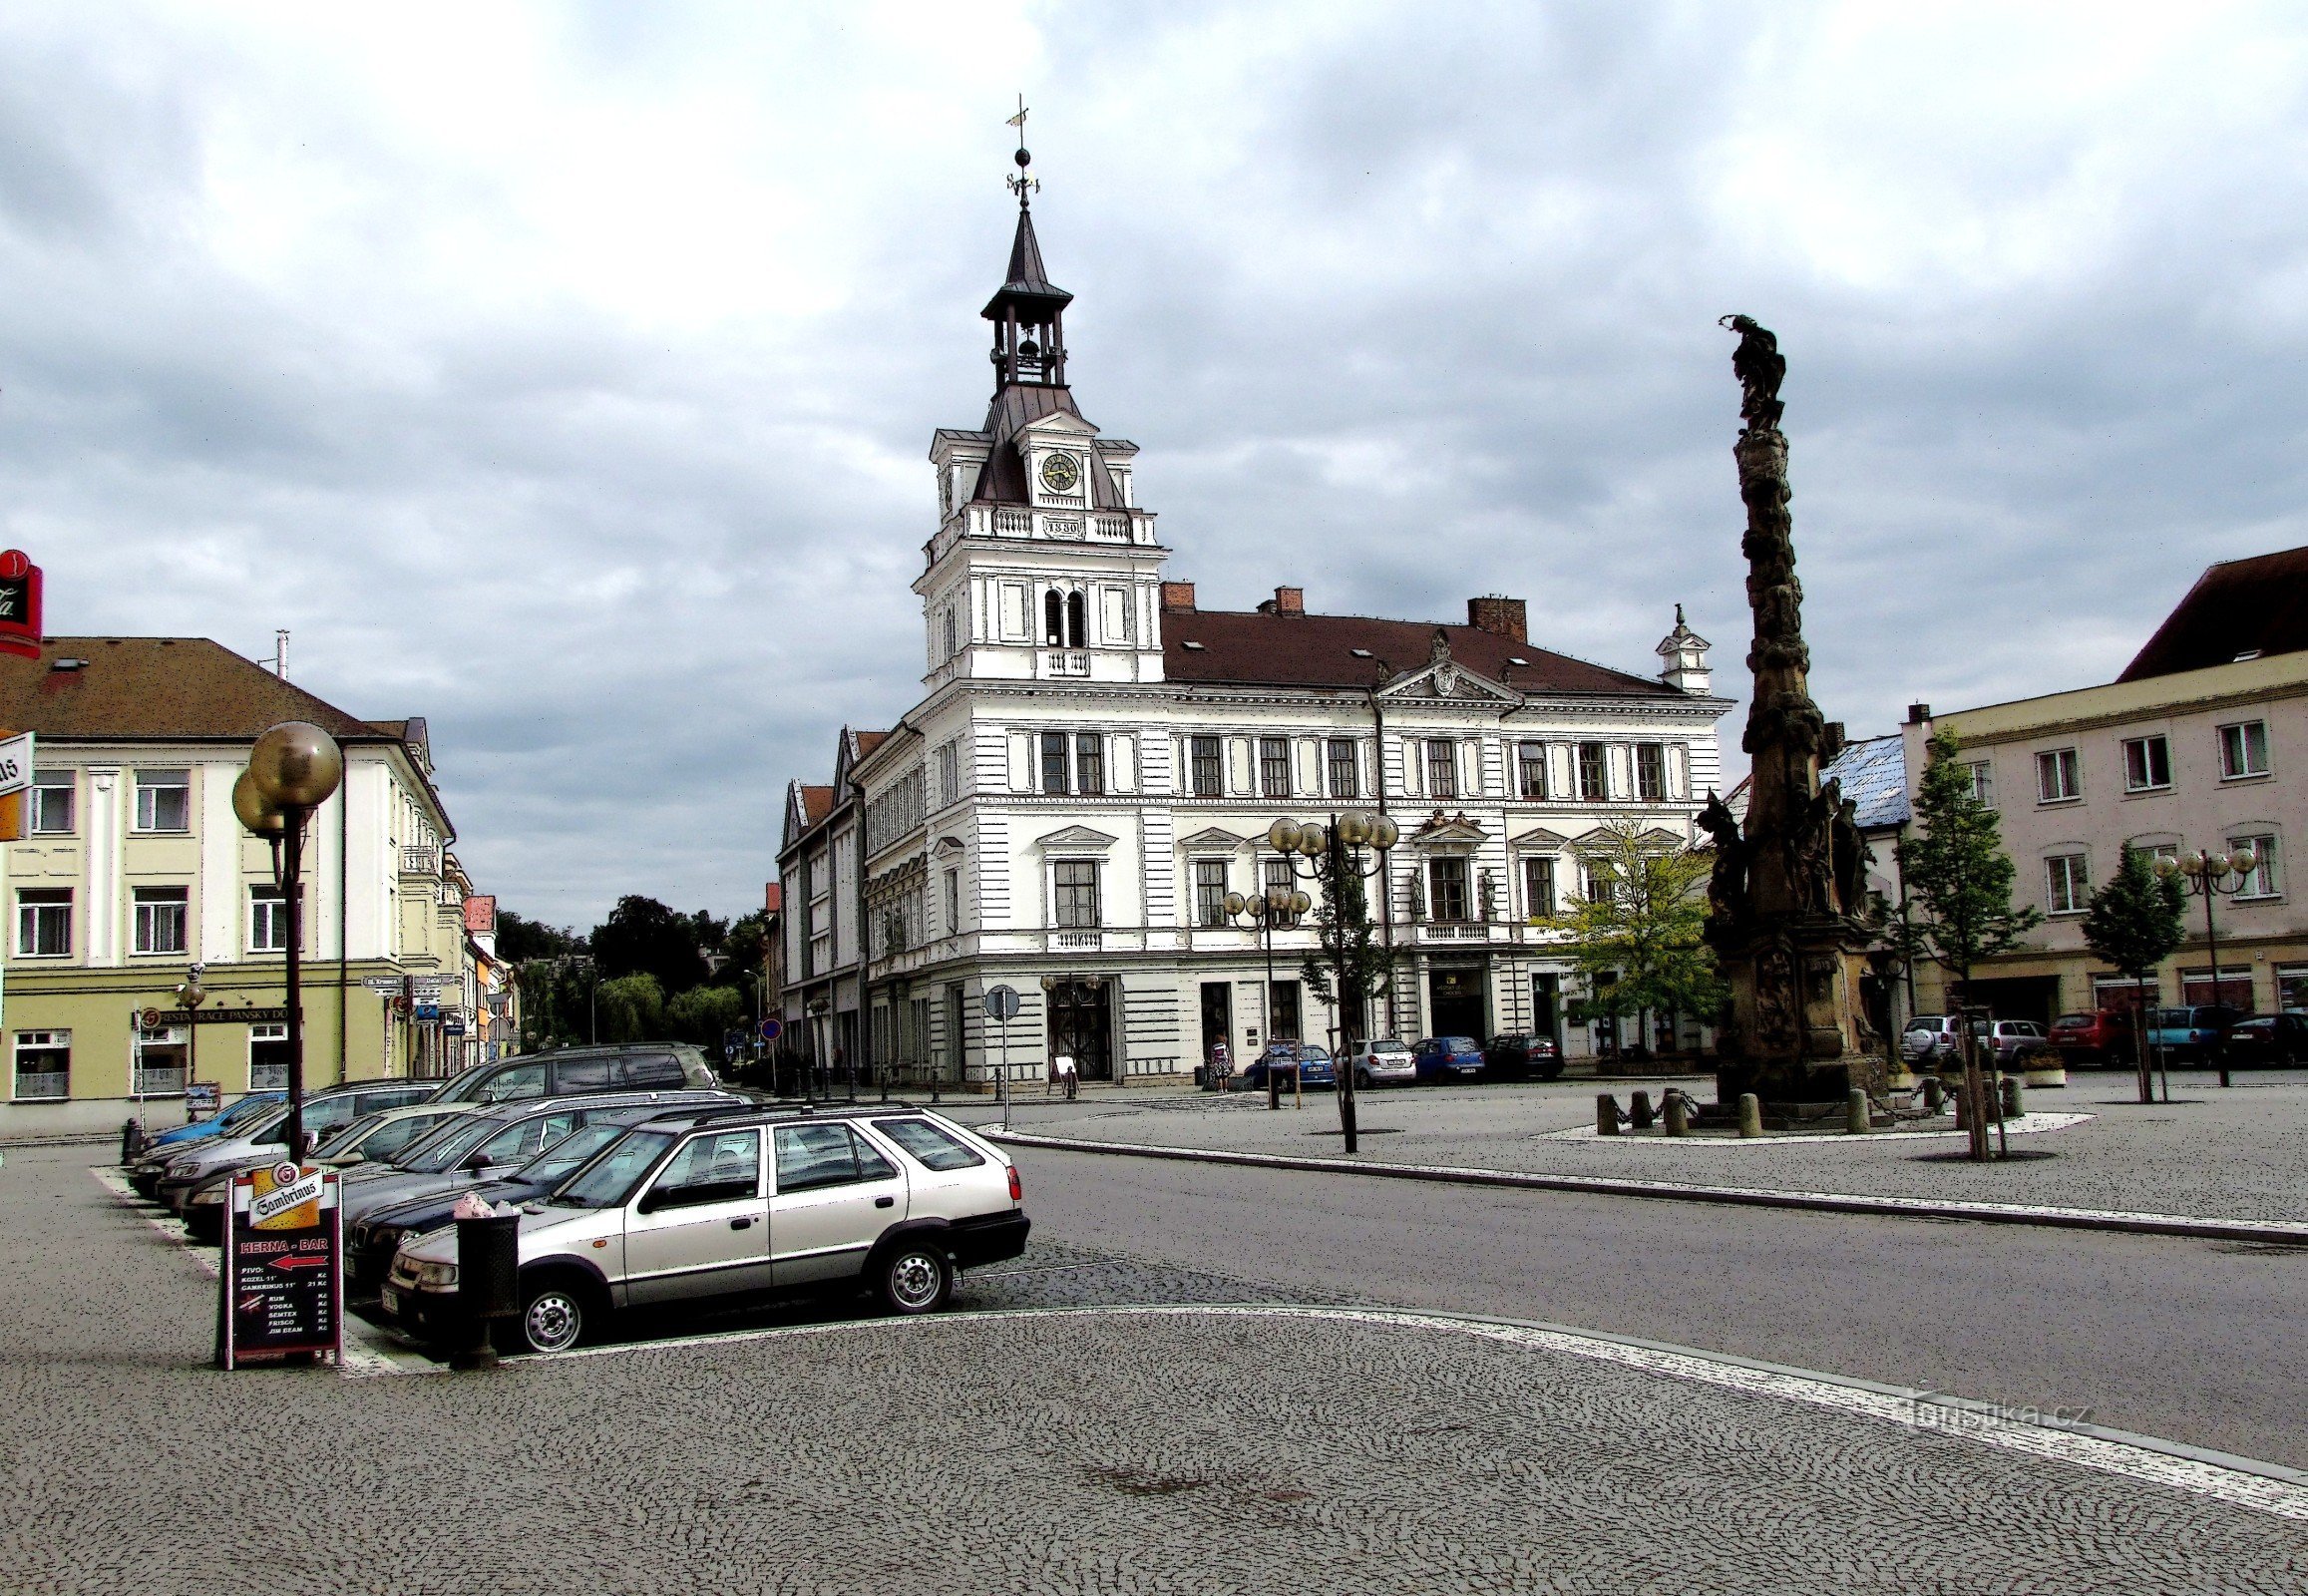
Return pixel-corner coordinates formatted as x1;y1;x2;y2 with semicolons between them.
1046;978;1113;1081
1531;974;1561;1049
1427;966;1488;1040
1199;982;1232;1069
1269;980;1302;1044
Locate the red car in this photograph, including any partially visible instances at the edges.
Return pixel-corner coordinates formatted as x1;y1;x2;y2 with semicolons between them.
2048;1010;2134;1065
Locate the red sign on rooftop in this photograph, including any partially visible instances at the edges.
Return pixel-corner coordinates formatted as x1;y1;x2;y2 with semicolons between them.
0;552;43;661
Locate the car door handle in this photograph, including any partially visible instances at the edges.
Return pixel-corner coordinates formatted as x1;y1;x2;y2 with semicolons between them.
729;1217;754;1230
874;1196;895;1209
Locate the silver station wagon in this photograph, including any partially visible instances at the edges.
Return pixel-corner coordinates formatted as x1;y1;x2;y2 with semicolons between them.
384;1104;1028;1354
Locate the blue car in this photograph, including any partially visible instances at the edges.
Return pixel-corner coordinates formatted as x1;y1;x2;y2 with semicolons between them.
145;1091;284;1150
1412;1036;1486;1083
1232;1043;1337;1091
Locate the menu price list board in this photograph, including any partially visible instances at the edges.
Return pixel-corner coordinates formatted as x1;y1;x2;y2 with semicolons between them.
218;1163;342;1370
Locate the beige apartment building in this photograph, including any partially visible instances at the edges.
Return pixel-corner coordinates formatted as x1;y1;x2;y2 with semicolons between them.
0;637;483;1139
1903;549;2308;1022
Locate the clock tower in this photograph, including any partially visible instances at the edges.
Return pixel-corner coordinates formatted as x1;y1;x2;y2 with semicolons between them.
915;136;1169;690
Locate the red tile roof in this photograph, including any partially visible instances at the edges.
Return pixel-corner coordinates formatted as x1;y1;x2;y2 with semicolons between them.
2117;546;2308;681
1161;609;1677;695
763;882;782;915
798;784;836;826
0;637;406;740
853;730;891;760
463;896;497;933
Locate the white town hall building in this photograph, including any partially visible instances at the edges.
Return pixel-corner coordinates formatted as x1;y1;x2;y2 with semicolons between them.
778;176;1732;1088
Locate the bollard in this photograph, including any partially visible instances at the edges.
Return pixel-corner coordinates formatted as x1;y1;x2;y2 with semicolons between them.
452;1211;521;1371
1664;1090;1690;1137
120;1117;145;1164
1736;1092;1762;1138
1630;1090;1656;1130
1595;1093;1620;1136
1846;1087;1870;1134
1953;1088;1968;1130
2001;1076;2024;1120
1922;1077;1944;1113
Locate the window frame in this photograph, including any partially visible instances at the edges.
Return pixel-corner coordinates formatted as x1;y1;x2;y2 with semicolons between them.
2046;853;2090;915
132;886;191;957
1516;741;1548;800
1427;857;1470;923
1963;760;1995;808
2219;720;2270;781
1051;859;1101;930
1424;739;1458;800
28;770;74;835
2036;748;2082;804
1326;738;1358;800
1193;860;1229;928
2121;735;2172;794
1189;735;1223;798
1074;732;1105;796
1522;855;1557;920
133;769;192;834
11;1029;70;1102
1259;736;1291;799
15;889;71;959
2230;834;2281;900
1576;742;1608;802
1634;743;1666;802
1038;731;1069;796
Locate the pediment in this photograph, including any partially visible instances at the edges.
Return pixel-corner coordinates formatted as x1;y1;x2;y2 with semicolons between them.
1410;810;1489;847
1510;826;1568;849
1570;827;1624;849
1633;827;1684;848
932;835;966;856
1375;663;1519;705
1034;825;1119;852
1177;827;1248;851
1016;411;1099;439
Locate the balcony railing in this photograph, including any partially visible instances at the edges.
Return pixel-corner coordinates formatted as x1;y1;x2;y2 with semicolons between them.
1041;650;1090;677
12;1071;67;1101
402;846;441;876
133;1066;188;1096
1418;921;1489;941
1051;929;1103;952
992;509;1032;536
1093;515;1131;541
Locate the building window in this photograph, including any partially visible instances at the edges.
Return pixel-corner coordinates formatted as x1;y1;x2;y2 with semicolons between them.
134;769;191;832
937;741;961;806
1260;737;1291;799
2036;748;2081;803
1043;590;1064;646
1425;740;1458;799
1190;736;1223;798
249;1023;290;1091
2220;721;2270;780
1040;731;1069;795
12;1031;69;1102
1581;860;1617;905
943;607;960;659
250;886;289;953
1522;856;1557;920
2231;834;2280;899
1427;858;1469;922
1635;744;1666;801
2046;854;2089;915
1075;734;1105;797
1194;861;1228;927
944;868;961;935
29;771;73;835
1516;742;1547;800
1052;861;1100;929
1327;738;1358;800
1577;742;1608;801
1065;591;1087;648
134;887;190;955
2122;735;2171;793
135;1025;188;1096
1963;761;1995;807
15;889;70;958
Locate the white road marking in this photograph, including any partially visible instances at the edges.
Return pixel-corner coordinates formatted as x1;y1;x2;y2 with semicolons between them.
1537;1110;2093;1144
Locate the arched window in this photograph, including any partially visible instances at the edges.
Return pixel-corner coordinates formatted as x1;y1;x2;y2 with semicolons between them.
1066;591;1087;648
1044;589;1064;646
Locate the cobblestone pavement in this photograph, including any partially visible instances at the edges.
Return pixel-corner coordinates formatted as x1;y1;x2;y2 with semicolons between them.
951;1073;2308;1223
3;1145;2303;1592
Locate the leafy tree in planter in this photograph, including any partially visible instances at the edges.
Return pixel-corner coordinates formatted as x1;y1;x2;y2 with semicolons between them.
1540;822;1724;1056
2082;846;2186;1104
1891;728;2042;1006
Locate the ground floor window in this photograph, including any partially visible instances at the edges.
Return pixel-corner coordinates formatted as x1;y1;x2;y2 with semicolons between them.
2093;976;2157;1014
2179;968;2254;1011
134;1026;189;1096
248;1023;290;1090
2277;967;2308;1013
12;1030;69;1100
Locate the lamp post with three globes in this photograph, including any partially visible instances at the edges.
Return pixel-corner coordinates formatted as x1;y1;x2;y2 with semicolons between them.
2154;845;2259;1089
232;721;345;1160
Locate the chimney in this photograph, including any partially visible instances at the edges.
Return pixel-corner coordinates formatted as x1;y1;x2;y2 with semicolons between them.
1467;596;1527;643
1821;721;1846;762
274;628;290;681
1273;586;1303;615
1906;702;1932;725
1160;582;1197;612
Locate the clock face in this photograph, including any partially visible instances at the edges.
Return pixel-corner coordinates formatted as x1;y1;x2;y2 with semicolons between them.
1039;453;1081;493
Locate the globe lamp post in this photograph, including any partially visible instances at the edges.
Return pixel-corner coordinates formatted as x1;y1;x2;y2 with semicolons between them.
236;721;344;1160
1261;811;1396;1153
2155;847;2258;1088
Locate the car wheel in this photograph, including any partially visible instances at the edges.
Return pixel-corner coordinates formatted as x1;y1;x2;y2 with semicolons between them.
877;1239;952;1315
1354;1068;1371;1089
511;1276;592;1355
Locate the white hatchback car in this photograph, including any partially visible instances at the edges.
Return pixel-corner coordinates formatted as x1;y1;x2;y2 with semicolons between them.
386;1105;1028;1354
1345;1038;1418;1087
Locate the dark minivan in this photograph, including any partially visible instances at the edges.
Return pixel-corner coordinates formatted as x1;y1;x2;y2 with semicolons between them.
430;1044;719;1104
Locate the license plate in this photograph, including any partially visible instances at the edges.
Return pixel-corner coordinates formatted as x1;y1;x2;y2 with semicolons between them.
380;1287;401;1315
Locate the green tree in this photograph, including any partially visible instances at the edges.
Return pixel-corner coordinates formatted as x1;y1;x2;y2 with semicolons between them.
498;909;581;965
590;896;709;997
1892;728;2042;1005
2081;846;2187;1103
668;984;747;1058
1297;845;1397;1044
594;972;666;1043
1541;822;1724;1055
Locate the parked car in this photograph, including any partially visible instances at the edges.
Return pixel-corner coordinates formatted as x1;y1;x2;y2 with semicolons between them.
344;1099;753;1292
1232;1043;1337;1091
1411;1036;1485;1083
1344;1038;1417;1088
1970;1018;2050;1066
149;1081;436;1212
127;1093;284;1196
2145;1005;2247;1063
383;1104;1029;1354
427;1044;718;1104
1900;1015;1963;1066
310;1102;477;1166
2220;1011;2308;1068
2047;1010;2135;1066
1483;1033;1564;1082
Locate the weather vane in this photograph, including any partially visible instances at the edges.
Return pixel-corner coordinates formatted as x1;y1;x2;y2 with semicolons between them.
1005;95;1038;206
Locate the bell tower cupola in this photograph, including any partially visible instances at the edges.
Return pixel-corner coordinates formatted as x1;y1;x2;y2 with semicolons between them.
984;138;1072;394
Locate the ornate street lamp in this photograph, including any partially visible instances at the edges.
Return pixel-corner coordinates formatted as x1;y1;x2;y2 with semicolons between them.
2155;847;2258;1088
234;721;344;1160
1258;809;1398;1152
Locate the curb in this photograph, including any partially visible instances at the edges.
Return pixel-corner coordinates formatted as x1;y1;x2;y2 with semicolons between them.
985;1129;2308;1246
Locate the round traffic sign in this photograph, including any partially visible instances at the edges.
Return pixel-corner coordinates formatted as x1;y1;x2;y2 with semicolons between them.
983;985;1020;1021
758;1017;783;1042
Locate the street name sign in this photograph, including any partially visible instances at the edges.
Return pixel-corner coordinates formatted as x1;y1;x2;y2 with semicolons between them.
219;1162;342;1370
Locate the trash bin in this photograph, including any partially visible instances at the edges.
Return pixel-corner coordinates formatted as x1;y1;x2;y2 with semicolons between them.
454;1211;520;1369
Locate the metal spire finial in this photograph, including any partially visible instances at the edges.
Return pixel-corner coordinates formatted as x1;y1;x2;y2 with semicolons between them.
1004;95;1039;208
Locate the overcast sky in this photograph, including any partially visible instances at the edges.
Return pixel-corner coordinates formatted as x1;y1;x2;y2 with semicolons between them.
4;3;2304;928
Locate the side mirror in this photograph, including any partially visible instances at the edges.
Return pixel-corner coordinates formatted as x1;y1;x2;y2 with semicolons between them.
463;1152;492;1172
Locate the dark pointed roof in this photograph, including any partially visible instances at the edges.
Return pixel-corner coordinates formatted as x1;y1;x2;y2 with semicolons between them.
1161;608;1680;696
980;205;1072;319
2117;545;2308;681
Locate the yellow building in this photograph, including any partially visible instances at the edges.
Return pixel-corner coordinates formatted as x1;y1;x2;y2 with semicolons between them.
1;637;484;1139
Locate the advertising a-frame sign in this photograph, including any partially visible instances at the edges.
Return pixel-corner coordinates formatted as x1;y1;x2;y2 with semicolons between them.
217;1162;343;1370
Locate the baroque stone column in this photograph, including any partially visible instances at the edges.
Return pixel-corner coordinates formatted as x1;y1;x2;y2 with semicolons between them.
1700;317;1886;1109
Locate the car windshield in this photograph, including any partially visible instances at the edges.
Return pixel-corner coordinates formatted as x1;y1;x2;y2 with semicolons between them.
214;1095;279;1128
311;1114;385;1158
1365;1039;1406;1052
1300;1046;1331;1062
393;1115;501;1173
230;1104;292;1144
519;1121;631;1183
425;1063;495;1102
552;1128;675;1208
